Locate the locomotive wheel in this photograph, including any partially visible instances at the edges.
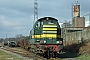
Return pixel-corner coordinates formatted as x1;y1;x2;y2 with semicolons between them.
47;49;50;59
43;52;47;58
28;47;30;51
44;50;57;58
53;52;57;58
43;53;45;58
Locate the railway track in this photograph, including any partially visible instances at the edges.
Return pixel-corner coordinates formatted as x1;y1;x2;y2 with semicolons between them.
2;47;60;60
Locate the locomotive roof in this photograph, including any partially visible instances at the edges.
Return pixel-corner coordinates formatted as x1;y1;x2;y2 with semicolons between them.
37;17;58;21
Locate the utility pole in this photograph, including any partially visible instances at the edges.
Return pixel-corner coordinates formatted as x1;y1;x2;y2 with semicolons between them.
34;0;38;25
89;13;90;27
6;33;7;38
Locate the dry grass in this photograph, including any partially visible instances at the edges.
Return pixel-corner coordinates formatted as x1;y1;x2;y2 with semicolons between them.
64;43;80;53
0;50;24;60
79;41;90;54
64;39;90;55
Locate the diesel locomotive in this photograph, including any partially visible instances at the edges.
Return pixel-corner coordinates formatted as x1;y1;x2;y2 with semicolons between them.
29;17;63;58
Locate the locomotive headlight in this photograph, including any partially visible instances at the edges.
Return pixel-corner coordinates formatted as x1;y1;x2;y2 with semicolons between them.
56;41;59;44
60;41;63;44
44;41;46;43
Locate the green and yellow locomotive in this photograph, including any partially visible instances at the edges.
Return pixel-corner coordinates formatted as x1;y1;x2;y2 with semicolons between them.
30;17;63;58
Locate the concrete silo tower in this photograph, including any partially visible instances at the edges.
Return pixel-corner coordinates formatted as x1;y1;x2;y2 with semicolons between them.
72;1;85;27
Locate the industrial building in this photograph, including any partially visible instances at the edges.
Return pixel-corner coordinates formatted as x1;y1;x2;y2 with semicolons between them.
72;17;85;27
61;1;88;34
72;1;85;27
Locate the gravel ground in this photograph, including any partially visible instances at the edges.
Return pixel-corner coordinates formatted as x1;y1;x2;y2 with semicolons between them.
0;48;34;60
62;58;83;60
0;47;84;60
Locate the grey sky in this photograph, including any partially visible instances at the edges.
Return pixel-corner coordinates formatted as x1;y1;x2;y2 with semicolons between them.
0;0;90;38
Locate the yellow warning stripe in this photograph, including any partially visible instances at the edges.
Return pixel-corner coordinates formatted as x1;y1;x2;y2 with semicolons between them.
32;34;61;38
43;31;57;33
42;34;56;38
43;25;57;27
43;28;57;30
